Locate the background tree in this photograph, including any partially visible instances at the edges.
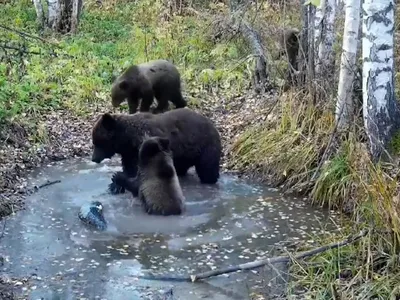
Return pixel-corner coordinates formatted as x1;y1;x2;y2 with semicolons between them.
335;0;361;130
314;0;336;77
32;0;83;33
362;0;399;160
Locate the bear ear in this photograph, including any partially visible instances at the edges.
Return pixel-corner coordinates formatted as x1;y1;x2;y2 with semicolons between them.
119;80;129;90
101;113;117;130
158;137;170;151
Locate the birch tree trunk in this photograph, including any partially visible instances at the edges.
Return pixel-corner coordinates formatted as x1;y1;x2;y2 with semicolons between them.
70;0;83;33
307;4;316;100
32;0;45;28
296;0;309;87
33;0;82;33
314;0;336;78
47;0;61;30
335;0;361;130
362;0;399;160
314;0;323;51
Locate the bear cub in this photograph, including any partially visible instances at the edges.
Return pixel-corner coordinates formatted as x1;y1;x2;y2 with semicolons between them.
111;59;187;114
113;136;185;216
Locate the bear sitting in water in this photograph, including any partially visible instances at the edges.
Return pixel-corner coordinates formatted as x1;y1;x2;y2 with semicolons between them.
90;108;222;194
112;136;185;216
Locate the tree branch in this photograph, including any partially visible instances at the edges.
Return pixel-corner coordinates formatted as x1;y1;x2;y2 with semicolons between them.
137;229;369;282
0;24;49;43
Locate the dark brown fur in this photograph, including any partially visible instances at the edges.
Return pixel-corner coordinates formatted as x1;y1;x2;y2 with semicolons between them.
276;28;300;70
111;59;187;114
90;108;221;195
113;136;185;216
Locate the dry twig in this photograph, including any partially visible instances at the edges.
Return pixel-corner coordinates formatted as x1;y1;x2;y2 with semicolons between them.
138;229;369;282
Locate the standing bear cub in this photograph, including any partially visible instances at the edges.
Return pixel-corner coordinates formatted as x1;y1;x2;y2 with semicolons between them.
112;136;185;216
91;108;222;194
111;59;187;114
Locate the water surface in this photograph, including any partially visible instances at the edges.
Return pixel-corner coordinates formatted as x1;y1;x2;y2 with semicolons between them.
0;157;340;299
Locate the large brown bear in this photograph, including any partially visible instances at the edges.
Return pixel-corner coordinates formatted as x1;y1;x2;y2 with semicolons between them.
111;59;187;114
112;136;185;216
91;108;221;194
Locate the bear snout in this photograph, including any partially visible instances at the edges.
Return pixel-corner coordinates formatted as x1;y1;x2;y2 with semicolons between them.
91;148;106;163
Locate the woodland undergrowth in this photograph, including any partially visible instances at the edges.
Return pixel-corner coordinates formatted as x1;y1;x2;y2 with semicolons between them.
2;0;400;298
228;5;400;299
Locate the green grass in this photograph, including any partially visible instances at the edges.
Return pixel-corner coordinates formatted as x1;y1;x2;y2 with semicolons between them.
3;0;400;298
0;0;250;123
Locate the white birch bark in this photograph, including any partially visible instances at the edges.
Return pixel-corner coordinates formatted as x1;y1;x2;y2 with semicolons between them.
314;0;336;75
307;5;316;96
314;0;324;62
47;0;61;30
70;0;81;33
362;0;398;159
32;0;45;28
335;0;361;129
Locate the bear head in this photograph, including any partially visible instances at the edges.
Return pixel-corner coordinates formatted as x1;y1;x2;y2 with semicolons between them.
111;79;130;108
91;113;120;163
139;136;171;166
111;65;141;108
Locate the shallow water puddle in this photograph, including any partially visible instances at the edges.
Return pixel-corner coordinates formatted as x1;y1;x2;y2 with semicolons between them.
0;157;340;299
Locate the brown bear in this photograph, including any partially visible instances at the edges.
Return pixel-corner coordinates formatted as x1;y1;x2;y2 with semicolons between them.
112;136;185;216
276;28;300;71
111;59;187;114
90;108;221;195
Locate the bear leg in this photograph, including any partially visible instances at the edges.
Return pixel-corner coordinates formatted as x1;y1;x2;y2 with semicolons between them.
174;161;191;177
111;172;139;196
108;172;126;194
139;89;154;112
153;96;170;114
195;148;220;184
127;96;139;114
171;89;187;109
109;155;139;195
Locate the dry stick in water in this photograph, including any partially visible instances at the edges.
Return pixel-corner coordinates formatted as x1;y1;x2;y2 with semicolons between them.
139;229;368;282
190;229;368;282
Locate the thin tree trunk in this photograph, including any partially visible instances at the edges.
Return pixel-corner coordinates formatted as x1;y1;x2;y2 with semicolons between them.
229;0;270;92
296;0;309;87
316;0;336;76
47;0;61;30
32;0;45;29
70;0;82;33
239;22;269;91
362;0;399;160
314;0;324;60
335;0;361;130
308;4;316;101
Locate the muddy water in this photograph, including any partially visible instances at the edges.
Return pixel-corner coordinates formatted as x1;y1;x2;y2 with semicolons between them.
0;157;341;299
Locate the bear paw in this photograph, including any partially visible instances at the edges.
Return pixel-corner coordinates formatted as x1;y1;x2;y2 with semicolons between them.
108;172;126;194
108;181;125;194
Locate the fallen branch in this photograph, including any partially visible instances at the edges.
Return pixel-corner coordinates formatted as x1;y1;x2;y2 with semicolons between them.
33;180;61;191
190;229;368;281
0;42;42;55
138;229;369;282
0;24;49;44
